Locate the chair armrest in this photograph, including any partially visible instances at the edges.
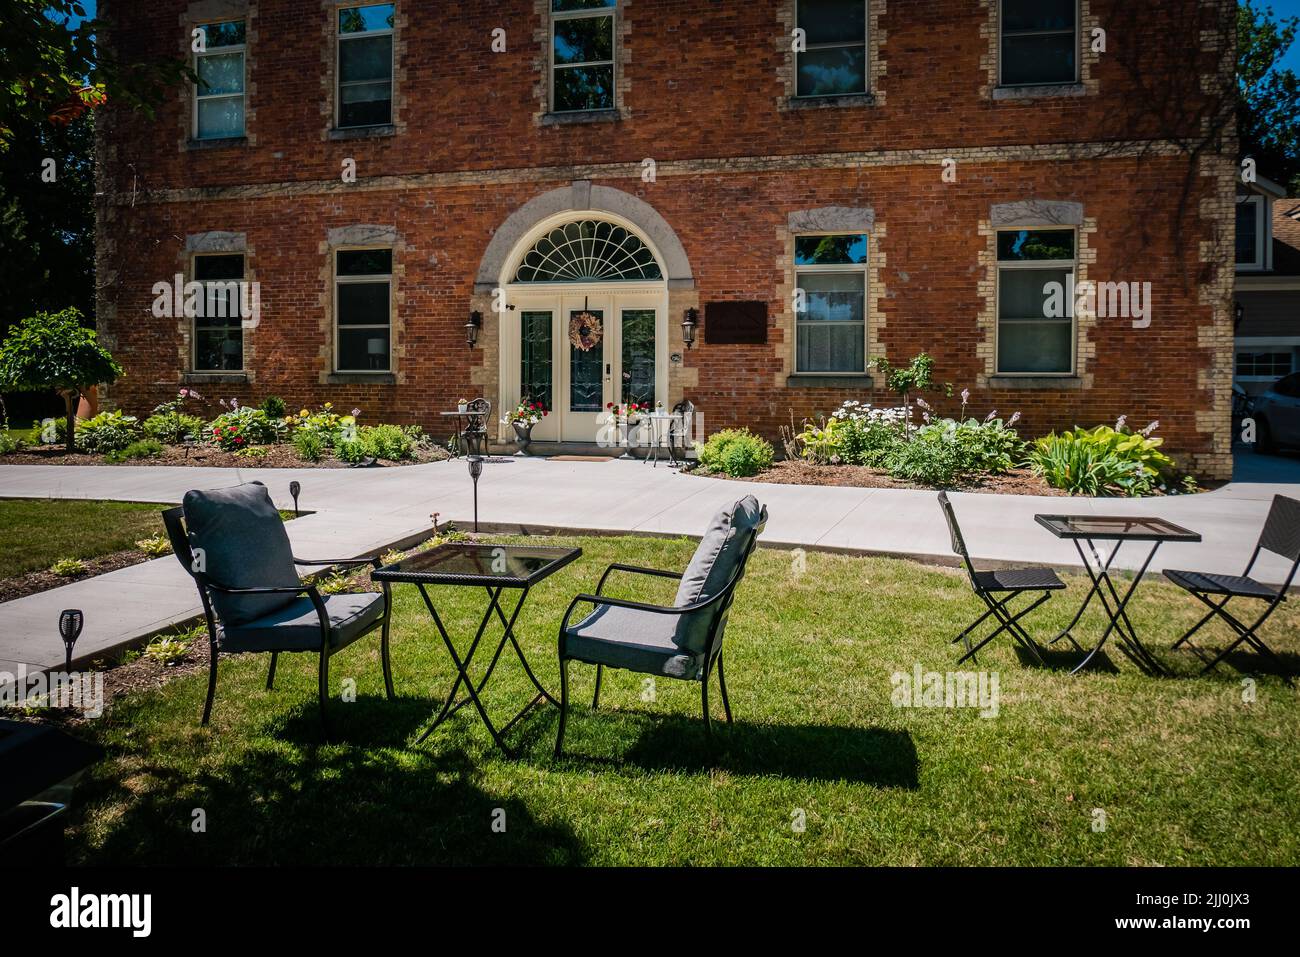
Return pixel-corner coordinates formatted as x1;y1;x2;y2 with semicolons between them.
560;592;683;635
293;555;383;570
199;577;315;597
595;562;683;595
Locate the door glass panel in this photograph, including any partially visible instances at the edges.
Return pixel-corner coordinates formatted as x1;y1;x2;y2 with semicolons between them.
569;309;604;413
621;309;656;407
521;311;554;412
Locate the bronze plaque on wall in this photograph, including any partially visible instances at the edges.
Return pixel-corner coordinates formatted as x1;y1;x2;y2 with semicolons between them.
704;301;768;345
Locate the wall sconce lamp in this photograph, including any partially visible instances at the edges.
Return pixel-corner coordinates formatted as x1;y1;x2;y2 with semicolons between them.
466;311;483;349
682;308;699;350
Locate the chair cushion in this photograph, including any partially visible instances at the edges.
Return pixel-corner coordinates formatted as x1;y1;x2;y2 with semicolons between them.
222;592;386;653
974;567;1066;593
1163;569;1279;600
183;483;301;627
563;604;702;680
671;495;764;654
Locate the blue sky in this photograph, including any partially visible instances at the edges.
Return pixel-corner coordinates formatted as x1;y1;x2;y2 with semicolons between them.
66;0;1300;71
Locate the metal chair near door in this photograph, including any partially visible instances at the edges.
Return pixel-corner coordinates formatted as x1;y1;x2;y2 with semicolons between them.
937;492;1064;666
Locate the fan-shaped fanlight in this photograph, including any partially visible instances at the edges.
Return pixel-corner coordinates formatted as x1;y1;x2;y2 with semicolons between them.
514;220;663;283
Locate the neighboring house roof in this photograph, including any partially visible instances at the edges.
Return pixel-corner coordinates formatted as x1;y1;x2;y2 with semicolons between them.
1272;200;1300;277
1240;171;1289;198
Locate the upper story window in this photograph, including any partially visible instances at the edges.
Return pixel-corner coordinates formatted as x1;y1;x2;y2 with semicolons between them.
996;228;1076;375
193;254;245;371
335;249;393;372
796;0;868;97
1236;195;1266;270
194;19;246;139
794;234;868;374
999;0;1077;87
338;4;394;128
550;0;616;113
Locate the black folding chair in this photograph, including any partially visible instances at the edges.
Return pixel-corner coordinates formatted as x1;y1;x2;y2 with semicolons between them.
1164;494;1300;675
937;492;1064;666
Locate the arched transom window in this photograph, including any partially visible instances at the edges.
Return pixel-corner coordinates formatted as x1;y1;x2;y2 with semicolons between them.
513;220;663;283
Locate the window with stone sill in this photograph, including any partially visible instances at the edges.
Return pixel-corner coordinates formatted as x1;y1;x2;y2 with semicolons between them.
335;248;393;372
999;0;1078;88
794;234;868;374
795;0;868;98
995;228;1076;375
337;3;395;129
193;19;246;140
550;0;617;114
192;253;246;372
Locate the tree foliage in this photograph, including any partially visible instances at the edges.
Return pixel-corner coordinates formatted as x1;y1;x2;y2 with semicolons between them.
1239;2;1300;191
0;308;122;451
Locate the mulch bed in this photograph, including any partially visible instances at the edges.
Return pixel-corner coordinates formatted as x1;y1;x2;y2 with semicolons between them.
0;548;154;603
0;444;448;468
701;460;1069;496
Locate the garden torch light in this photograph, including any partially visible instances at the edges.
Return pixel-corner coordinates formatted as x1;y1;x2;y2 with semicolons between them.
59;609;84;672
464;424;486;533
289;480;301;517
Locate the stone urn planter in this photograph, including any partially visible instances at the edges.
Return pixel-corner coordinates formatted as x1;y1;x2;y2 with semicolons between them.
512;420;535;456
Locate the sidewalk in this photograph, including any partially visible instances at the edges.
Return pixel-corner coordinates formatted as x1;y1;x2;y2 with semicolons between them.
2;455;1295;681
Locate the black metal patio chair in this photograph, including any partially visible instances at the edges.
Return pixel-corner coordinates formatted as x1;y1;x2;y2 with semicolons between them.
1164;493;1300;675
554;495;767;758
162;481;394;732
937;492;1064;666
668;399;696;462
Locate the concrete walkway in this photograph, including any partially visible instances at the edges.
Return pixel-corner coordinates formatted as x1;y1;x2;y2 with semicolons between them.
1;453;1296;682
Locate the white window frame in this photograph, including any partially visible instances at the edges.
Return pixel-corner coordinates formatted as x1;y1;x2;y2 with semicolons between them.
794;233;870;375
794;0;869;99
334;247;393;373
192;253;246;373
1235;195;1268;272
193;19;246;140
994;227;1077;376
336;3;395;130
549;1;617;115
997;0;1080;88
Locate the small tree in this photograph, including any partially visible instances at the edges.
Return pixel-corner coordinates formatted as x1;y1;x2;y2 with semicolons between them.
873;352;951;439
0;308;122;453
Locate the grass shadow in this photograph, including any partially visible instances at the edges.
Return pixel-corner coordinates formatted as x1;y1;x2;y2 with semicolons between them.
555;712;919;788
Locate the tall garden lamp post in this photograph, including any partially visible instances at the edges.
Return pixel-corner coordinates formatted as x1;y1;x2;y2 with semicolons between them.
59;609;84;672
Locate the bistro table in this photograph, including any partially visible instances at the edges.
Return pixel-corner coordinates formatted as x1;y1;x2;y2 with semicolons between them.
641;412;682;468
372;543;581;755
1034;514;1201;676
439;409;487;458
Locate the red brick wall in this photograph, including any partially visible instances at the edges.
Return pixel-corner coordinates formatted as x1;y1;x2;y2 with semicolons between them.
95;0;1236;473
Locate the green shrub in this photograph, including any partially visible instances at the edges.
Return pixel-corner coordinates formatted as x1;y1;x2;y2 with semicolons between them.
361;424;414;460
142;635;190;666
105;438;165;463
143;412;206;444
50;558;86;577
75;410;141;454
292;430;327;462
209;406;278;450
335;439;370;464
885;429;965;486
696;428;774;478
0;430;24;454
1028;423;1177;497
259;395;287;418
286;403;357;448
135;534;172;556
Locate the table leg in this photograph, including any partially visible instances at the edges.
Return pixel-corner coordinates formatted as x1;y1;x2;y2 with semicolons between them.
1049;538;1121;651
414;584;551;755
1069;539;1169;677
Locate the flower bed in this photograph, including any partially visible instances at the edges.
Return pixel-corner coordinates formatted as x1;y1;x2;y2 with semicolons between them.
0;392;451;468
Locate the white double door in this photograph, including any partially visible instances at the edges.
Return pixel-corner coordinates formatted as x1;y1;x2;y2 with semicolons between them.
504;286;666;443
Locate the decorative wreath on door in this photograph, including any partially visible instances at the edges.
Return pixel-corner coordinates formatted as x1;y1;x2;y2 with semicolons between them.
568;312;604;352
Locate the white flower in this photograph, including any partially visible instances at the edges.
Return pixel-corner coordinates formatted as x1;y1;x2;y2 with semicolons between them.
985;409;997;422
1115;414;1128;431
1141;420;1159;437
1008;411;1021;426
916;397;931;410
960;389;970;404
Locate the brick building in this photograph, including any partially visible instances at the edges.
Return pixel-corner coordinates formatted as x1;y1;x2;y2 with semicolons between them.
95;0;1239;477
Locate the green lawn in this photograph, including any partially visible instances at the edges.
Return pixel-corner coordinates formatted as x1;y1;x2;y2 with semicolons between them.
0;498;170;578
66;535;1300;866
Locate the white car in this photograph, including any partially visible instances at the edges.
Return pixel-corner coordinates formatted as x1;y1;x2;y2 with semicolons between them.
1253;372;1300;454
